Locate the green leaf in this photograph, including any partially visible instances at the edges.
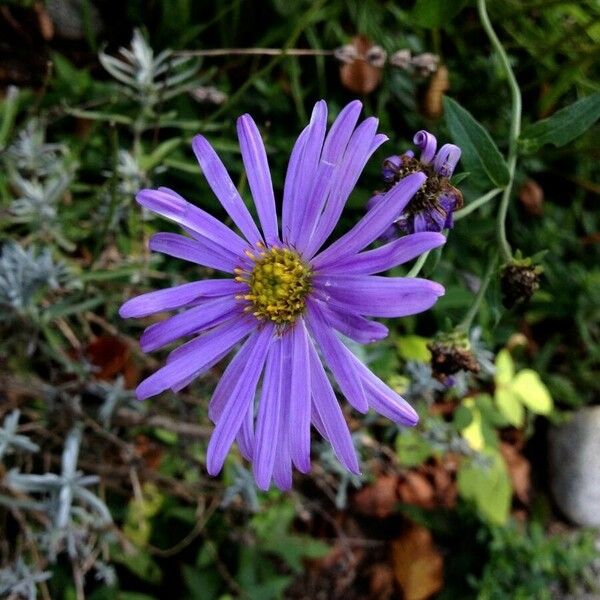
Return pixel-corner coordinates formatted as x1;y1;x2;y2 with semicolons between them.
495;388;525;427
520;93;600;152
495;349;514;386
457;450;511;525
444;96;510;187
251;501;329;573
396;335;431;362
396;429;432;466
462;404;485;451
410;0;468;28
511;370;553;415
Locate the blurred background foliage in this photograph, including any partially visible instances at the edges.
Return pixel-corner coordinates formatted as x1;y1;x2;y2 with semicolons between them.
0;0;599;598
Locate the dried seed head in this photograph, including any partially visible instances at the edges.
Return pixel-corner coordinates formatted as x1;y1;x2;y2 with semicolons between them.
500;259;543;308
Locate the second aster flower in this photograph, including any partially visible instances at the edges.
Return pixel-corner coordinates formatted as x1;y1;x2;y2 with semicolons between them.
120;101;446;490
370;130;463;234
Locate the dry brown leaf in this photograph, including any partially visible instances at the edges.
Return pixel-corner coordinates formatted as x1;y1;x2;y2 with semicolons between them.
398;471;435;509
34;2;54;40
339;36;382;95
391;524;444;600
369;563;395;600
353;474;399;518
85;335;138;388
519;179;544;216
500;442;531;504
419;64;449;120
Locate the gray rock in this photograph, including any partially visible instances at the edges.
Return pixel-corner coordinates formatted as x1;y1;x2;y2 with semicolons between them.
549;407;600;526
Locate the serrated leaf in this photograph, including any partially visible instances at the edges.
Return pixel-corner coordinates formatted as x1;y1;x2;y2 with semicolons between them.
520;93;600;152
495;388;525;427
396;335;431;362
511;370;553;415
410;0;468;28
457;450;511;525
494;349;514;386
444;96;510;187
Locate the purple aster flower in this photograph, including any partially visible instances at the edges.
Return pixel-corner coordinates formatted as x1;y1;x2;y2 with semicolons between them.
369;130;463;234
119;101;446;490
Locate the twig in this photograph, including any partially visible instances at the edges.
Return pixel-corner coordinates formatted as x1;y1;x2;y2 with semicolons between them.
174;47;334;58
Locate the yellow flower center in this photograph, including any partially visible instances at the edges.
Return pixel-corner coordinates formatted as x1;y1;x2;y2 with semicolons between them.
235;245;312;325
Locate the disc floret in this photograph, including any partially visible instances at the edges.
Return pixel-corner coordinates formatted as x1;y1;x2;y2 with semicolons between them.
236;245;312;325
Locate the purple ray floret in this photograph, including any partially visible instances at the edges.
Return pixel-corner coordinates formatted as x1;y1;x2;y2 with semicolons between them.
120;101;446;490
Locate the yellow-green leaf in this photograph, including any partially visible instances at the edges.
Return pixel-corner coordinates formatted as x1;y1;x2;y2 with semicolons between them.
511;369;553;415
461;399;484;451
396;335;432;362
495;388;524;427
457;450;511;525
495;349;514;386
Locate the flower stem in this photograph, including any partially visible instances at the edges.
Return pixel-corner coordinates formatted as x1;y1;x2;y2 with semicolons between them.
477;0;522;262
454;188;503;221
458;253;498;332
407;251;430;277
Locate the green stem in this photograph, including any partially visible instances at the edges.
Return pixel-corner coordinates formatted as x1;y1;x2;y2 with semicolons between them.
477;0;522;262
458;254;498;332
454;188;502;221
407;251;430;277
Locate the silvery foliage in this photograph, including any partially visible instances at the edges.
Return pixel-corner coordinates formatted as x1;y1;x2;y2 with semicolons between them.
91;377;139;427
6;120;75;227
99;29;200;108
5;119;67;177
221;463;260;512
0;243;68;315
9;171;72;223
0;558;51;600
421;419;474;457
5;426;112;561
0;410;39;459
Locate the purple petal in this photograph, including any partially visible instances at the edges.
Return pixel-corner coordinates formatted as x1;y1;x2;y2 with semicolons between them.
136;317;255;400
306;300;367;413
149;232;239;273
413;212;428;232
140;296;240;352
286;101;328;245
311;172;426;269
313;299;388;344
288;320;311;473
281;125;310;243
237;403;254;462
191;135;263;246
119;279;239;318
306;119;387;257
253;337;283;489
413;130;437;164
434;143;461;177
308;339;360;474
321;232;446;275
206;324;274;476
313;275;444;318
236;115;279;243
208;329;261;422
348;353;419;426
295;101;363;252
136;188;248;256
272;337;293;490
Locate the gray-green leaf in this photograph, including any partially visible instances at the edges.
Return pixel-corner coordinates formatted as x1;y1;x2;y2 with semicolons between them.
444;96;510;188
519;93;600;152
